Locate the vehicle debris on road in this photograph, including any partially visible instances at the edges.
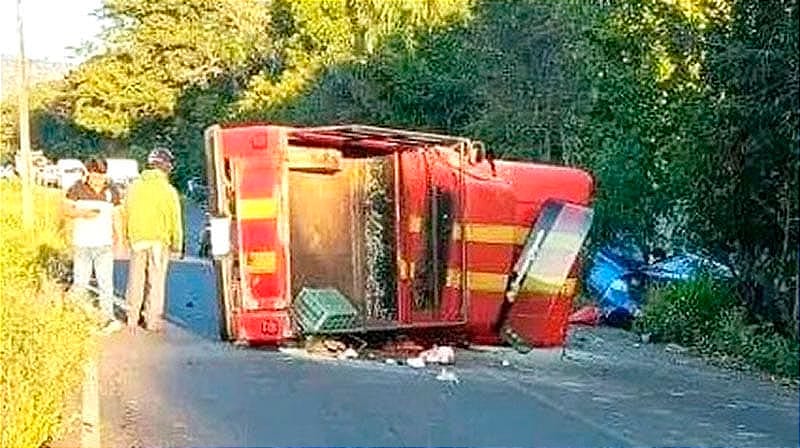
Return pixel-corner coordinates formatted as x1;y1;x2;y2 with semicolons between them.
406;357;426;369
338;348;359;360
419;345;455;365
568;305;600;326
436;368;459;384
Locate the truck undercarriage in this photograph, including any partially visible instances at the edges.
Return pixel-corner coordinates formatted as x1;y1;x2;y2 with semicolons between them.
203;124;594;350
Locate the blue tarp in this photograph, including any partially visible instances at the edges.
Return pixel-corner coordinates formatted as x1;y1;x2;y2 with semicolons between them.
585;241;734;327
585;246;645;327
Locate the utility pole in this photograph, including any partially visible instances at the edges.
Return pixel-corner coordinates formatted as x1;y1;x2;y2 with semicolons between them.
17;0;34;229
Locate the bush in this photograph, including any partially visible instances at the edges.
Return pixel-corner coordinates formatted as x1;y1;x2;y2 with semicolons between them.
636;277;799;379
0;180;98;448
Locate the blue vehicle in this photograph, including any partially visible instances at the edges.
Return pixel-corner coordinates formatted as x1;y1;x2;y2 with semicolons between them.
585;239;734;327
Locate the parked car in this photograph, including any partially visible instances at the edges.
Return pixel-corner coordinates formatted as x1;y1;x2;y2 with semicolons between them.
106;158;139;195
56;159;86;191
39;164;60;187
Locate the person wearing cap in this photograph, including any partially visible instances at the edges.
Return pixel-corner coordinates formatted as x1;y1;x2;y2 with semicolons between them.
63;156;124;333
123;147;183;333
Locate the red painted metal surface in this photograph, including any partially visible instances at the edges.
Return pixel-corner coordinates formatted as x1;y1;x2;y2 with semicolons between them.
222;126;294;344
209;124;594;347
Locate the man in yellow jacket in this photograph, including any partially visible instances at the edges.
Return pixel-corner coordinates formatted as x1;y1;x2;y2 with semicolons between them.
124;147;183;333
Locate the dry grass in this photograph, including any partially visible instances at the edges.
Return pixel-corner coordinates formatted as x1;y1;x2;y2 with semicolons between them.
0;179;98;448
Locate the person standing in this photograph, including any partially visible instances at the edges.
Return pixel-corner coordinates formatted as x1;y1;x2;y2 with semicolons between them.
63;156;123;332
124;147;183;333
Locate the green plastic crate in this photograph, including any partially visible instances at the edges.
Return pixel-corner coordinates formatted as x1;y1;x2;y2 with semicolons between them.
293;288;361;334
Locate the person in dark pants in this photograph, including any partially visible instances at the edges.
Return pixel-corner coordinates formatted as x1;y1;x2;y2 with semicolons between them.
124;148;183;333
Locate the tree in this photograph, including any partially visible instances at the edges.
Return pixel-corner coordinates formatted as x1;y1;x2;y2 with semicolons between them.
64;0;272;138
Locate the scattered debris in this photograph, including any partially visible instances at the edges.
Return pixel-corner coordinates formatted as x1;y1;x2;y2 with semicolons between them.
568;305;600;326
501;360;511;367
385;358;397;365
640;333;652;344
323;339;347;353
419;345;455;365
435;367;459;384
299;338;355;359
379;339;425;358
406;357;426;369
337;348;359;360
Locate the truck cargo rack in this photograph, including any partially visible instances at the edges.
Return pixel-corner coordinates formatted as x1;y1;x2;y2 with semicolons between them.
289;125;473;153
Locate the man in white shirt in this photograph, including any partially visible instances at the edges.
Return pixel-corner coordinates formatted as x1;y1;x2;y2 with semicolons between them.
63;157;123;332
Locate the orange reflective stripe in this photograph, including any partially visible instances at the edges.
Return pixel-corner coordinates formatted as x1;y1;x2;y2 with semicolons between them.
452;223;528;245
407;221;529;245
408;215;422;233
246;251;277;274
398;258;409;280
445;268;577;297
445;269;504;292
397;258;417;280
561;278;578;296
239;198;278;220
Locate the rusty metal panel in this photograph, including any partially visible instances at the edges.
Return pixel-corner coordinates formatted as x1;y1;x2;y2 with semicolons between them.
288;156;398;326
288;161;362;307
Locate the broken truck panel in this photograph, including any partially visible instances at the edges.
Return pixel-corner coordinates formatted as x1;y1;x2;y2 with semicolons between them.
499;200;595;352
203;123;595;348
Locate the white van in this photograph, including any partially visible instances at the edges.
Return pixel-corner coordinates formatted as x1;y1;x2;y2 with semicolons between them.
56;159;86;191
106;159;139;186
106;158;139;196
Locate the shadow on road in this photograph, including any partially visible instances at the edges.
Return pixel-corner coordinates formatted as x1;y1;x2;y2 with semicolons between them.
113;258;221;341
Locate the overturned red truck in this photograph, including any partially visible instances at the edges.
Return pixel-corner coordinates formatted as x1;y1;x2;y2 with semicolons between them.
203;124;594;351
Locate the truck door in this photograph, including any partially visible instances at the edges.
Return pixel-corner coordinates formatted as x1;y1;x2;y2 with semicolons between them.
500;200;594;351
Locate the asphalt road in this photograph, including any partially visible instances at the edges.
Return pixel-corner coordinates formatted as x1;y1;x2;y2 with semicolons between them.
85;202;799;447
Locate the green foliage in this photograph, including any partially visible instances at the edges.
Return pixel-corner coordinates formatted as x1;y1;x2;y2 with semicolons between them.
4;0;798;338
235;0;474;119
636;277;799;379
65;0;273;138
0;180;97;448
636;276;738;344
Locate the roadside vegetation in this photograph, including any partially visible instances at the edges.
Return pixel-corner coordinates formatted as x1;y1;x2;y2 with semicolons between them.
0;180;98;448
0;0;796;380
636;277;799;380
